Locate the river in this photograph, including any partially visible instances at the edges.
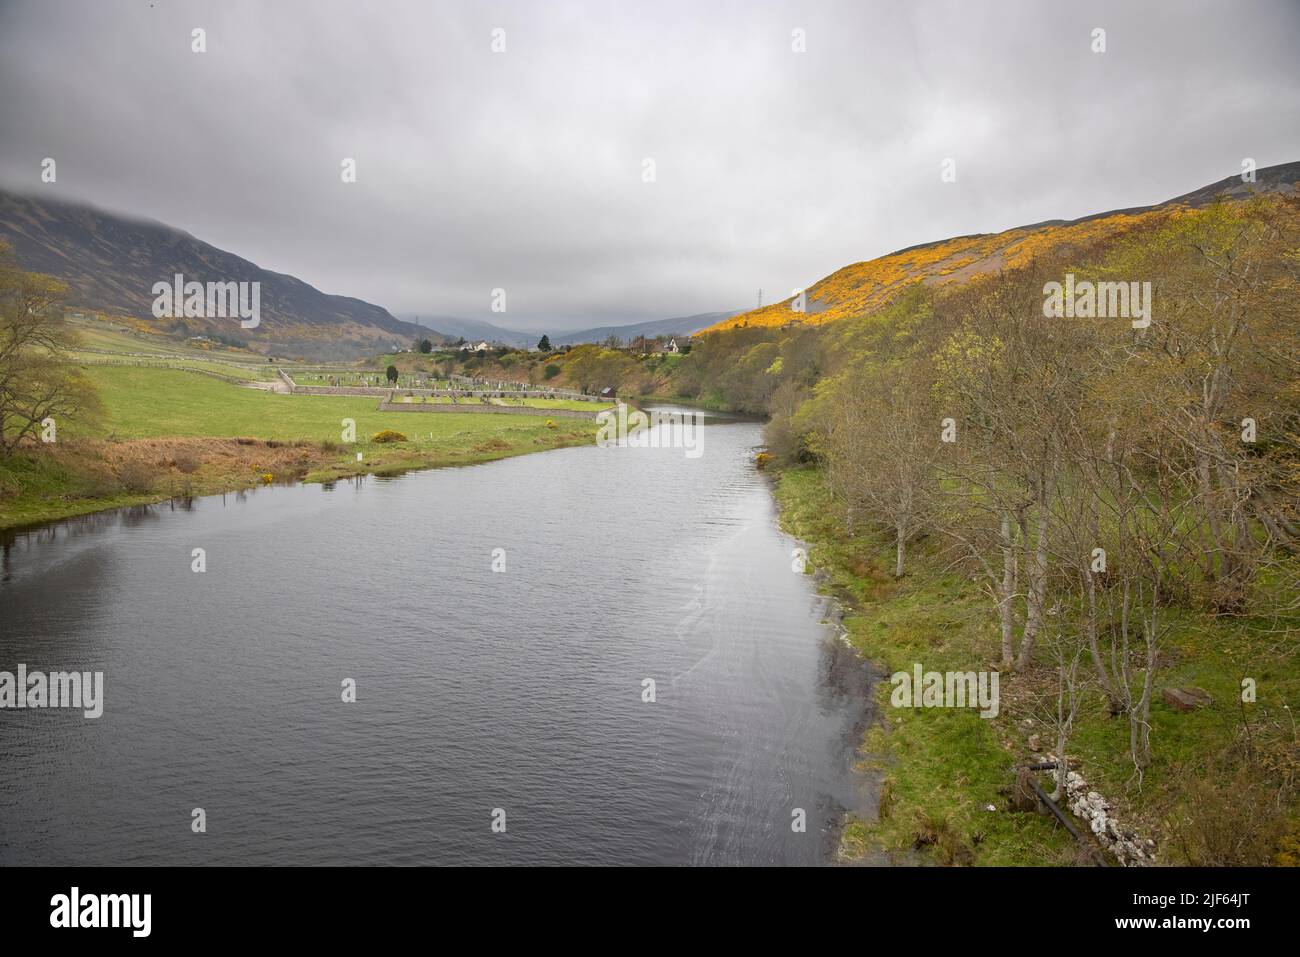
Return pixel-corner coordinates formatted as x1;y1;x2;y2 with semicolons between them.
0;408;875;865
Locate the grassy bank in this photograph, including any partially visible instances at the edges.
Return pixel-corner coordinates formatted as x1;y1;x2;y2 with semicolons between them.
639;391;736;412
774;465;1300;866
0;365;598;530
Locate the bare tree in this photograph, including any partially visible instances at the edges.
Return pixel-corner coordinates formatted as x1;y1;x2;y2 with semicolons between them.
821;360;938;577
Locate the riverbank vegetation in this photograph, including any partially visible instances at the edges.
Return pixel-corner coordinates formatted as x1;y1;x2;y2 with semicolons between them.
0;259;599;530
685;195;1300;865
372;339;687;399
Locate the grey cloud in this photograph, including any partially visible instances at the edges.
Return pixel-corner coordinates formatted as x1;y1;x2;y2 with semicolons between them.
1;0;1297;331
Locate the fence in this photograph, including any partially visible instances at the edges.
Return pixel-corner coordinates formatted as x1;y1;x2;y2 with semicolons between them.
376;401;601;420
278;369;602;402
77;357;255;385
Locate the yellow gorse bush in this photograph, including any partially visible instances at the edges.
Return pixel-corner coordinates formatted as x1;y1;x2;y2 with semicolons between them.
703;208;1176;333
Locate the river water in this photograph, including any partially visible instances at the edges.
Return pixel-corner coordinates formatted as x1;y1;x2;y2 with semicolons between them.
0;408;874;865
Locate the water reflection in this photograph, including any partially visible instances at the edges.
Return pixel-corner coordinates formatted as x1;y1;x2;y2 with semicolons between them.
0;419;873;865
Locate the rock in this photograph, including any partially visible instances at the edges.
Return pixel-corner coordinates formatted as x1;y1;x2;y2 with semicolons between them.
1162;687;1213;712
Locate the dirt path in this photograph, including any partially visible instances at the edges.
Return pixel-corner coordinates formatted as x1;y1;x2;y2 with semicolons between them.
242;379;291;394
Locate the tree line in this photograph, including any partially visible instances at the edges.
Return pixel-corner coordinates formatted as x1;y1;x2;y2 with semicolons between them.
666;196;1300;780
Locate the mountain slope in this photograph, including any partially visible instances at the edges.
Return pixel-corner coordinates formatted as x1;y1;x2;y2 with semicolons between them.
0;190;426;359
551;312;737;346
399;310;740;348
398;314;533;348
703;161;1300;334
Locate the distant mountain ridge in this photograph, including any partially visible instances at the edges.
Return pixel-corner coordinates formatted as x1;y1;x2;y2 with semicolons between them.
703;161;1300;334
0;190;429;359
400;311;738;348
550;312;737;346
0;187;735;358
398;315;534;348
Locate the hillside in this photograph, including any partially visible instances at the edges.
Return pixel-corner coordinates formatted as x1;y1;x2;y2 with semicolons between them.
399;310;739;348
400;315;532;348
0;190;426;359
704;161;1300;333
664;184;1300;865
550;311;737;346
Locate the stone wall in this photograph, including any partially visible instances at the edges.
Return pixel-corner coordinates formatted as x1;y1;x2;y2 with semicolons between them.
277;367;596;402
1053;761;1155;865
387;388;600;401
289;385;392;396
377;401;601;421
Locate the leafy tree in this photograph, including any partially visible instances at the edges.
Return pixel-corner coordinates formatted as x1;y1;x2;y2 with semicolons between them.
565;344;634;393
385;365;398;384
418;338;432;354
0;246;101;455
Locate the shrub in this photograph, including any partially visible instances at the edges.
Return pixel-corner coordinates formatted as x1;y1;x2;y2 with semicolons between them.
171;452;200;474
910;807;974;866
371;429;407;444
1166;750;1289;865
79;468;120;500
1277;829;1300;866
319;438;340;453
543;364;561;380
117;460;154;493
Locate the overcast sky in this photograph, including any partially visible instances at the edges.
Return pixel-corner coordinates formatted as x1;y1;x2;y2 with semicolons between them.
2;0;1298;331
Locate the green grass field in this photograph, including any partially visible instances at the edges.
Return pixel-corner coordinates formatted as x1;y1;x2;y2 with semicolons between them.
81;366;576;441
72;355;281;381
0;365;598;529
69;323;203;355
502;397;609;411
67;322;281;380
